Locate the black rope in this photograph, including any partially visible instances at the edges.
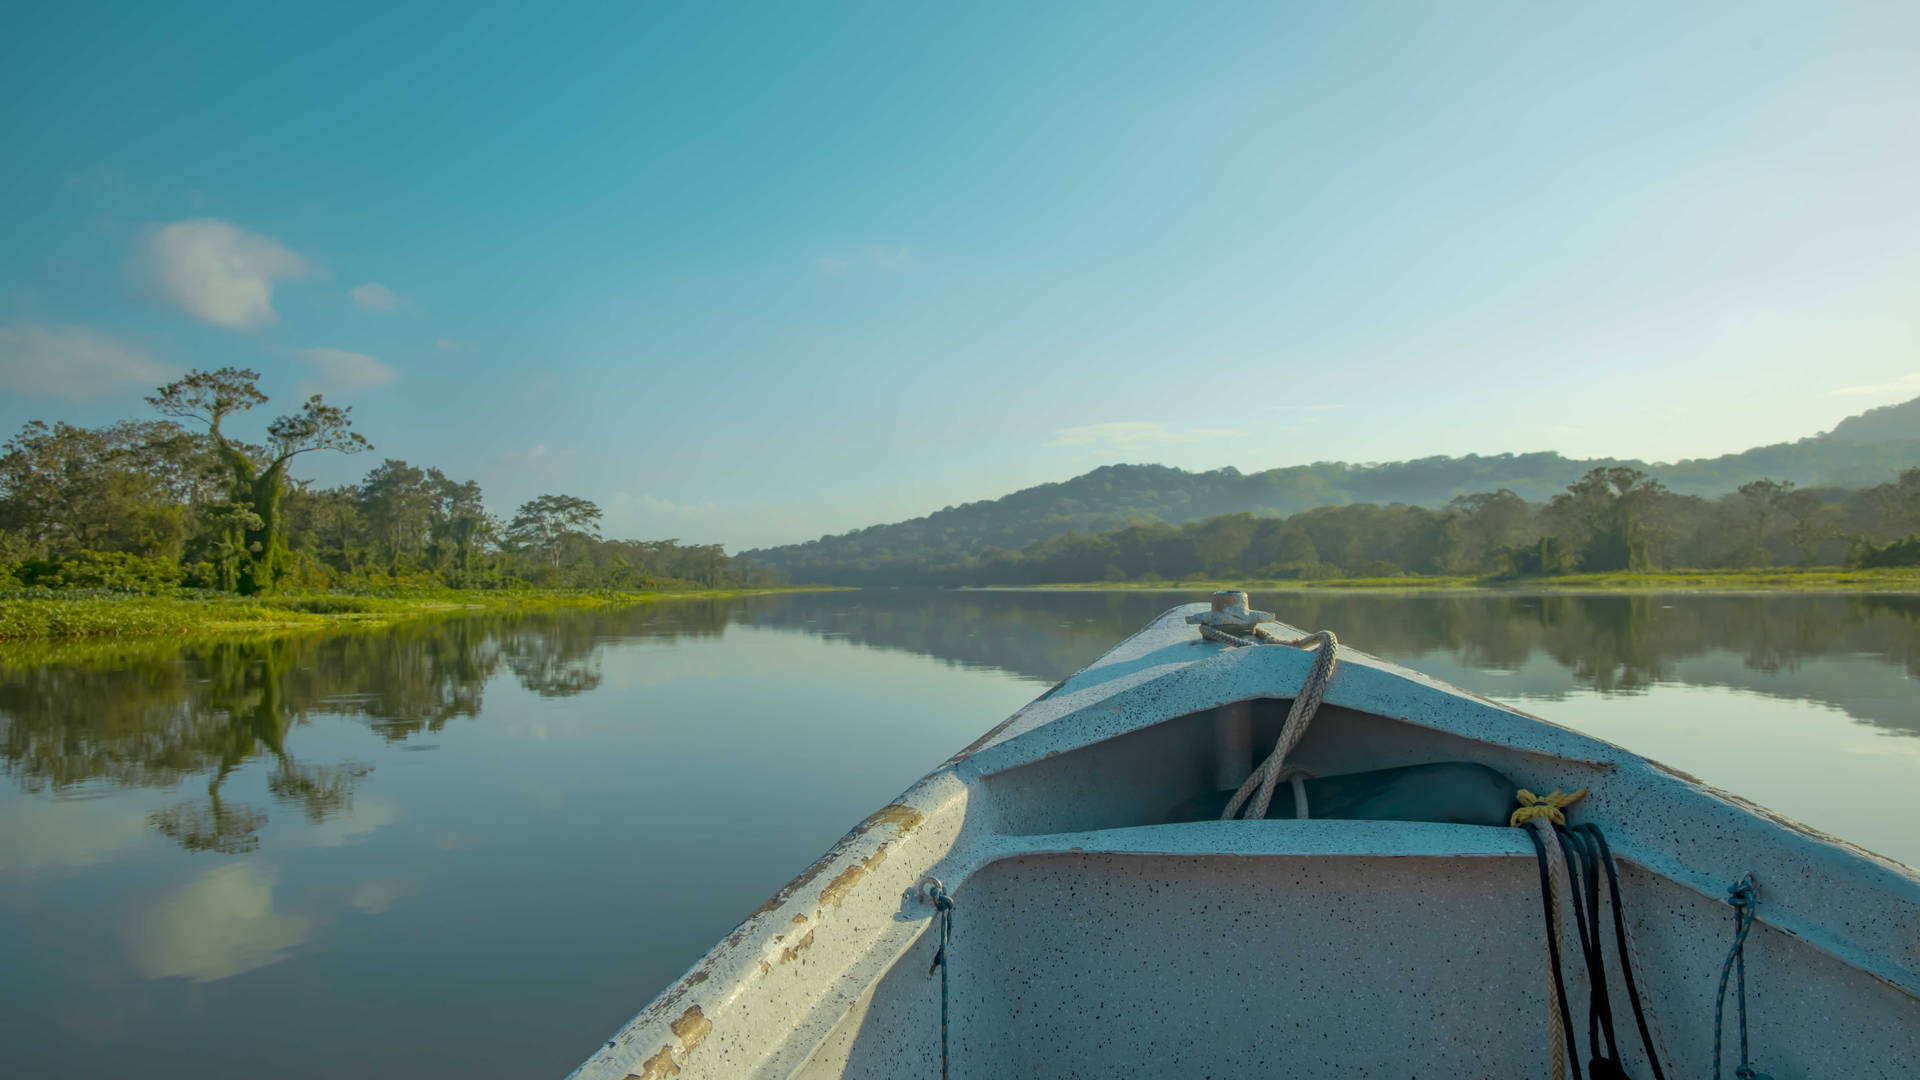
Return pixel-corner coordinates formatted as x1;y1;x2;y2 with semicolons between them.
924;881;955;1080
1523;822;1584;1080
1555;826;1626;1079
1529;818;1680;1080
1573;824;1667;1080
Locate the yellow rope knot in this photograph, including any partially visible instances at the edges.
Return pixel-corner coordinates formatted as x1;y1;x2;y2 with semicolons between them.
1510;787;1588;828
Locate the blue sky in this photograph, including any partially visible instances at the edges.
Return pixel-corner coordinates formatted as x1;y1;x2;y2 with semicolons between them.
3;2;1916;548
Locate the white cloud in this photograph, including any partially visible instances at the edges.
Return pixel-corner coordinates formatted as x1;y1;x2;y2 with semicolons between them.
434;337;462;353
298;347;398;395
0;324;173;400
816;244;912;276
1831;372;1920;397
349;282;402;312
140;219;309;330
123;864;313;982
1045;421;1247;454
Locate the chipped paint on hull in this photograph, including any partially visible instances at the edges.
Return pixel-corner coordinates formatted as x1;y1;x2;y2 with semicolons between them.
862;803;924;833
779;929;815;964
749;806;921;919
818;846;887;911
668;1007;710;1054
627;1046;678;1079
624;1007;710;1078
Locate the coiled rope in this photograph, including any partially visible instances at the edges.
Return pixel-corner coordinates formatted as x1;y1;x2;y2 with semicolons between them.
1195;621;1284;647
1511;787;1589;828
1217;629;1340;821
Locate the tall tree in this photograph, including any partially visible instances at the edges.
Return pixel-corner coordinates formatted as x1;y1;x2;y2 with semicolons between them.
1439;489;1530;573
506;494;602;569
1779;488;1829;565
1733;478;1795;565
427;472;492;582
1547;467;1665;572
148;368;369;593
358;459;436;571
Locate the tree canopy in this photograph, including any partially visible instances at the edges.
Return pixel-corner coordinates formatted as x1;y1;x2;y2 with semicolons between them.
1;369;769;593
740;464;1920;585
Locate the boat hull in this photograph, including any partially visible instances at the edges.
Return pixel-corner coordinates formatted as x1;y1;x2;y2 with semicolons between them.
572;604;1920;1079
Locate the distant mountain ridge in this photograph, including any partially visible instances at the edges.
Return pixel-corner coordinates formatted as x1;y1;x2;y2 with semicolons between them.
1822;395;1920;444
745;397;1920;582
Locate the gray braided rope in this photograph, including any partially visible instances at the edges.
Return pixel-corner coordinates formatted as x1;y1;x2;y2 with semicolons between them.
1529;817;1573;1080
1219;629;1339;821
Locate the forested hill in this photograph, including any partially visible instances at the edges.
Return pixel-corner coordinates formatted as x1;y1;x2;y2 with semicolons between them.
744;399;1920;583
1824;395;1920;444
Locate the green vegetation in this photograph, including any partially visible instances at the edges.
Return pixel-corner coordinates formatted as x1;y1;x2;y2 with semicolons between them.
0;367;791;637
0;585;822;643
10;365;1920;599
147;367;371;594
752;459;1920;587
746;400;1920;584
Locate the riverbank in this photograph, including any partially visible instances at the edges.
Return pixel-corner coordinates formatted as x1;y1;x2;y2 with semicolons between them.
0;585;837;642
985;566;1920;594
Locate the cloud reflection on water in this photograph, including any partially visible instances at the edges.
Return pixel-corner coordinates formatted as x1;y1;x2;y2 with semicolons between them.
122;864;312;982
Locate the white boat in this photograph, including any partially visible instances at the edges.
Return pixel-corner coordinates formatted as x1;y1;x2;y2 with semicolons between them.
571;595;1920;1079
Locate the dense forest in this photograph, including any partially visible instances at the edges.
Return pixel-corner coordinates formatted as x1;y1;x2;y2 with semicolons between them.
747;398;1920;585
0;368;770;594
8;369;1920;593
873;468;1920;586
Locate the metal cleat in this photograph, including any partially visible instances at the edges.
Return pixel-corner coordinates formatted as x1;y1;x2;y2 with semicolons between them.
1184;589;1277;633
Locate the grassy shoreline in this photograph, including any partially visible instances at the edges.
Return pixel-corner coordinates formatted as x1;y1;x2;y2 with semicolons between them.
0;585;840;643
976;567;1920;594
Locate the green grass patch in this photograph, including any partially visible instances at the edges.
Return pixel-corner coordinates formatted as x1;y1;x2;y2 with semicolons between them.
0;585;838;643
1506;567;1920;591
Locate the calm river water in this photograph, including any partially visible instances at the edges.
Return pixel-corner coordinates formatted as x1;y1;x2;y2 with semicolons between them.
3;589;1917;1077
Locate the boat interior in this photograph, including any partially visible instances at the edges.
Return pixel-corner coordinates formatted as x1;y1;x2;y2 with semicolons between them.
797;698;1917;1078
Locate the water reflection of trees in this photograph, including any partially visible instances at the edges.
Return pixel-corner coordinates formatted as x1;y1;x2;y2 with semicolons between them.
0;610;629;852
3;591;1917;854
736;590;1920;734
